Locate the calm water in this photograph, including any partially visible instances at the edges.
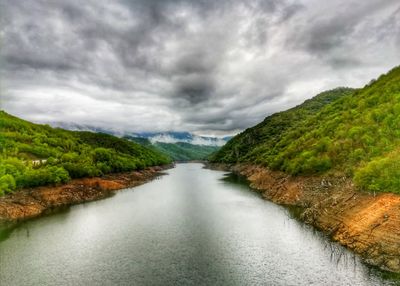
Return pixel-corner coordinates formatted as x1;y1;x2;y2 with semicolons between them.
0;163;398;286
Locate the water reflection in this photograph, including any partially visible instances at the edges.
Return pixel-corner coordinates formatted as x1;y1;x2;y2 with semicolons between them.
221;171;400;285
0;163;399;286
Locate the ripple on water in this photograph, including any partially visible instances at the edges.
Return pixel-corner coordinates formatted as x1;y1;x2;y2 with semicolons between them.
0;163;399;286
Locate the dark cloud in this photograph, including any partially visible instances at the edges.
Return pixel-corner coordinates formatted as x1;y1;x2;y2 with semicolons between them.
287;0;400;68
174;75;215;105
1;0;399;135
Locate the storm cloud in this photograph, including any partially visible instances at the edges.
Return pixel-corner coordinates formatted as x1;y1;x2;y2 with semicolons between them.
1;0;399;135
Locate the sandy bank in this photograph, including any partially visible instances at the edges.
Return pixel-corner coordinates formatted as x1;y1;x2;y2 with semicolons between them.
0;165;172;222
208;163;400;273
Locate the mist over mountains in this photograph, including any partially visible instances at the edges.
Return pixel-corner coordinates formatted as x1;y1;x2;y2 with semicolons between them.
50;122;230;147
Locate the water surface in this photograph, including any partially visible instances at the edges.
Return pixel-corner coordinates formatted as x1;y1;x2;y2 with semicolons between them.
0;163;398;285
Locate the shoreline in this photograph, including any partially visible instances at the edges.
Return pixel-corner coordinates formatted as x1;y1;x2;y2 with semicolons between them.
0;164;173;222
206;163;400;273
2;161;399;273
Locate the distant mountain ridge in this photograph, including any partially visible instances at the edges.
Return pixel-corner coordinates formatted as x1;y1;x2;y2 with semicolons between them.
49;124;231;147
124;136;221;161
131;132;230;147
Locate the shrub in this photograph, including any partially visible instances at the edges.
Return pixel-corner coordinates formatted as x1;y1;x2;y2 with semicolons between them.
93;148;113;163
62;162;100;178
354;153;400;193
17;166;70;188
0;174;16;195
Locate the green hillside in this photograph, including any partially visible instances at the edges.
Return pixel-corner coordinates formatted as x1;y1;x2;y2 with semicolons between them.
211;66;400;193
124;136;153;147
153;142;219;161
211;87;356;164
125;136;220;161
0;111;171;195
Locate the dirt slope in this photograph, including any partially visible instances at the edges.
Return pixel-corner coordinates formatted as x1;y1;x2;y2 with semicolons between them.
0;165;171;222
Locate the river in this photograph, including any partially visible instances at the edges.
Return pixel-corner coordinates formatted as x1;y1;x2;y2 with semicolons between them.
0;163;398;285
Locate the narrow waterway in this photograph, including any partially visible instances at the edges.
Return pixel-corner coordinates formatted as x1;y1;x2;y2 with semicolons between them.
0;163;397;285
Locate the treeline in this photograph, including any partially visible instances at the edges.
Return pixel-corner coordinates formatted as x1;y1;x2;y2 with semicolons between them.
125;136;220;161
153;142;219;161
0;112;171;195
211;66;400;194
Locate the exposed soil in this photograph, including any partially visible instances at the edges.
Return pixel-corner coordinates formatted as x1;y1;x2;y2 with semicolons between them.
0;165;172;222
208;163;400;273
3;162;400;272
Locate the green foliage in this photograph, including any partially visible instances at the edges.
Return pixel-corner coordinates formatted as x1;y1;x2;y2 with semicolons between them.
76;132;170;168
123;136;152;146
210;87;356;165
17;166;70;188
93;148;113;163
126;137;220;161
354;152;400;194
211;66;400;194
0;175;16;195
153;142;220;161
0;111;172;195
61;162;101;178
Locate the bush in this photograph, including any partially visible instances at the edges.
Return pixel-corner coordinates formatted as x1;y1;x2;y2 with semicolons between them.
62;162;101;178
17;166;70;188
96;162;111;174
354;154;400;193
60;152;80;163
0;174;16;195
93;148;113;163
303;155;332;174
3;158;26;173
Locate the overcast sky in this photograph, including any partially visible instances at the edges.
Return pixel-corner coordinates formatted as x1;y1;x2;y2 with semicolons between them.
1;0;399;136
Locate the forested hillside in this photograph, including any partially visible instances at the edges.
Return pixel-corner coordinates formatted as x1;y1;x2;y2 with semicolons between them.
211;87;356;164
153;142;219;161
125;136;219;161
211;66;400;193
0;112;171;195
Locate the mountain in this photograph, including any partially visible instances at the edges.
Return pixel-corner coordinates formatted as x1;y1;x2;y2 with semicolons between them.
211;66;400;194
126;136;153;147
49;124;230;147
47;124;228;162
127;131;229;147
0;111;171;195
152;142;219;161
49;126;229;161
124;136;219;161
211;87;356;164
49;122;125;137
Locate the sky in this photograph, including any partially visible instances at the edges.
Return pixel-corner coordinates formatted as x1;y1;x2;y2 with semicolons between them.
0;0;399;136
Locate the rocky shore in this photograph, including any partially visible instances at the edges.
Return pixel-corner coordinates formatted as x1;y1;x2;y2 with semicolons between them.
0;165;172;222
208;163;400;273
